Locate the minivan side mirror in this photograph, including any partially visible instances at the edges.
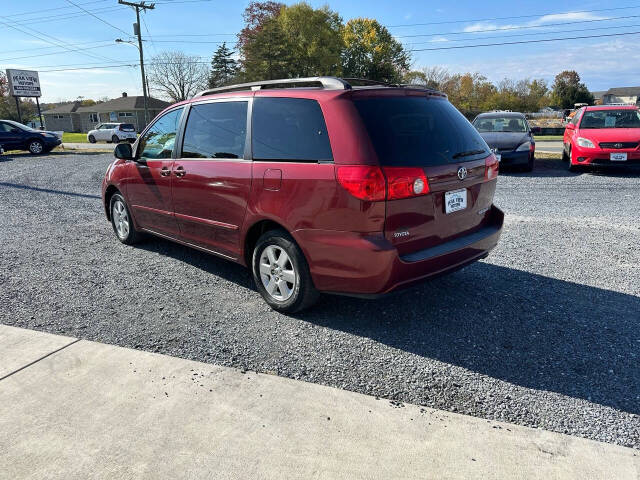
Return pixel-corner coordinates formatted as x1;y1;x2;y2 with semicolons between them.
114;142;134;160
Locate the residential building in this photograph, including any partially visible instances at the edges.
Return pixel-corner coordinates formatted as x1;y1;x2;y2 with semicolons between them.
41;102;81;132
601;87;640;106
43;93;171;133
75;93;170;132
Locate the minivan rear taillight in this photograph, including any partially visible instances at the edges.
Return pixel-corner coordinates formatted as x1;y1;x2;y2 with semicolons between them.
336;166;429;201
382;167;429;200
485;155;499;181
336;166;386;201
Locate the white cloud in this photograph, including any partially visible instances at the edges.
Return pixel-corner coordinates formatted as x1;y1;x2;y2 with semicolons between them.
429;36;449;43
532;12;606;25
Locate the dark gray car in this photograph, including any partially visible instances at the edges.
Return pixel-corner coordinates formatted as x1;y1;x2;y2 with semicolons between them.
472;112;537;172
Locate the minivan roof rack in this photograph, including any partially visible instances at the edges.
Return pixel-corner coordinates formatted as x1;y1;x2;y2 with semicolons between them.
194;76;352;97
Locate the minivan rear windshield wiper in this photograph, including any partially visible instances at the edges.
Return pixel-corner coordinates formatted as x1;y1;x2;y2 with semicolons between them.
452;149;486;159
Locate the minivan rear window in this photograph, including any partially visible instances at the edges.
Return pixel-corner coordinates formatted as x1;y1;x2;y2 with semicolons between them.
120;123;136;131
252;97;333;162
353;96;489;166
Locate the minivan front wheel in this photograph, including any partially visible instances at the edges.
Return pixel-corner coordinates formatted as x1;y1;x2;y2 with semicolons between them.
252;230;319;313
110;193;142;245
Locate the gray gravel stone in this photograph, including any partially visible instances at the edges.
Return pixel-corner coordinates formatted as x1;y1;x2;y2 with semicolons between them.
0;152;639;449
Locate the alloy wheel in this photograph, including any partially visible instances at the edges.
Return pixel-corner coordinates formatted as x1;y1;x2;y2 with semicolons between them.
112;199;130;239
259;245;297;301
29;141;43;154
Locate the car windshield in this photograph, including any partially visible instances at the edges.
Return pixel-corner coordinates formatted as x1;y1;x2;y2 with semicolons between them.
579;110;640;129
5;120;35;132
473;116;528;133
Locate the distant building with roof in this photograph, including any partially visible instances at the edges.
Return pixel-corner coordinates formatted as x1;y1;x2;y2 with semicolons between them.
600;87;640;106
42;93;171;133
41;101;81;132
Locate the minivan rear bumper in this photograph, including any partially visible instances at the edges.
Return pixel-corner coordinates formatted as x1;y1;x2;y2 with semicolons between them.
297;205;504;296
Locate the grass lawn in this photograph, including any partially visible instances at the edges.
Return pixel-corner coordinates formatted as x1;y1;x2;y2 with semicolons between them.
62;132;88;143
533;135;563;141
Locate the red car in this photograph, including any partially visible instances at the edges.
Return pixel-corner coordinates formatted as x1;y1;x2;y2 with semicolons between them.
563;105;640;171
102;77;503;312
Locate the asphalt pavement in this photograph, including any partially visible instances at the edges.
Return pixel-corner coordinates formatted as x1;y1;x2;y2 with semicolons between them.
535;140;563;153
0;151;639;449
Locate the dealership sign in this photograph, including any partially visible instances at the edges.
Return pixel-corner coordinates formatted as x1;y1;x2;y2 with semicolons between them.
6;69;41;97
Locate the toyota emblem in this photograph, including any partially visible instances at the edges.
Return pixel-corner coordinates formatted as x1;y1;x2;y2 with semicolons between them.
614;143;623;149
457;167;468;180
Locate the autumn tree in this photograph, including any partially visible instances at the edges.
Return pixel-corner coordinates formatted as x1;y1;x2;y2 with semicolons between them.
342;18;410;83
147;51;208;101
208;42;238;88
551;70;593;109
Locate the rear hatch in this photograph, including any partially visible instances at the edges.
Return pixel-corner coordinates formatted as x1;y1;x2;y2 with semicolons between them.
119;123;136;132
352;91;497;257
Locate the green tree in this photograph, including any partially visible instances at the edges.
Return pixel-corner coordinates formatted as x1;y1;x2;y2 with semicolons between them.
342;18;410;83
551;70;594;109
240;2;343;81
208;42;238;88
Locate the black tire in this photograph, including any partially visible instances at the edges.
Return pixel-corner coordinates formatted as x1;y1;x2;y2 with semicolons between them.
109;193;142;245
252;229;319;313
88;135;96;143
567;146;579;172
28;139;44;155
561;145;569;162
522;154;534;172
112;135;120;143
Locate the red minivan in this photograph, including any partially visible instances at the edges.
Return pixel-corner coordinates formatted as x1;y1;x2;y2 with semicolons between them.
102;77;503;312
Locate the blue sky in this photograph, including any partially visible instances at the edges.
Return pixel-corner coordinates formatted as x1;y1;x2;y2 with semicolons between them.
2;0;640;102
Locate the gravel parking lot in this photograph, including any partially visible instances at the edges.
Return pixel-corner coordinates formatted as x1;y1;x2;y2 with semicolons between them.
1;151;639;449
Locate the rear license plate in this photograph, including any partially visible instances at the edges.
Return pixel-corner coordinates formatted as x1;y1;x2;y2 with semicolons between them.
445;188;467;214
610;152;627;161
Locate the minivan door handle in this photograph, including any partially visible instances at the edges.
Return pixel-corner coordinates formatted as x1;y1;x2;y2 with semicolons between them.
174;166;186;178
160;167;171;177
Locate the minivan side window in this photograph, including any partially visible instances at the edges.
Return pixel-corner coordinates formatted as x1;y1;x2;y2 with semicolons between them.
252;97;333;162
137;107;183;160
181;101;248;159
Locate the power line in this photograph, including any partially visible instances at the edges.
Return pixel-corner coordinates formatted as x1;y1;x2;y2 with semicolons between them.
0;18;119;64
0;42;118;62
404;22;640;46
0;0;105;18
5;6;128;27
64;0;131;36
407;30;640;52
396;14;640;38
386;4;640;27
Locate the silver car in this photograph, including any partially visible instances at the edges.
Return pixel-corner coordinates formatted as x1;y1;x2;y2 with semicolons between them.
87;123;137;144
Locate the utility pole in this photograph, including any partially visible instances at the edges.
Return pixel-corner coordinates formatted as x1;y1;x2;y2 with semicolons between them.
118;0;155;127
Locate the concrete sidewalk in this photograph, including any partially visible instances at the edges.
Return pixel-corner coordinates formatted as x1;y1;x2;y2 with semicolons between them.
0;325;637;479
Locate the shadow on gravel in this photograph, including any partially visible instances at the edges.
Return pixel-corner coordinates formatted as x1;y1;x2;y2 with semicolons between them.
0;182;100;200
127;233;639;415
296;262;640;415
500;158;640;179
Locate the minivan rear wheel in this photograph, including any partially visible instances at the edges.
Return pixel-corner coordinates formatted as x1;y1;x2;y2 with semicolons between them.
252;230;319;313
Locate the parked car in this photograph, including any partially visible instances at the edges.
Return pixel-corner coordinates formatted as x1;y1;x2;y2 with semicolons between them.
563;105;640;172
88;123;137;144
472;112;537;171
101;77;504;312
0;119;61;154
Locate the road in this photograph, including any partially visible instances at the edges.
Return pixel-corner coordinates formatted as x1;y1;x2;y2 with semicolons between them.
1;151;639;449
